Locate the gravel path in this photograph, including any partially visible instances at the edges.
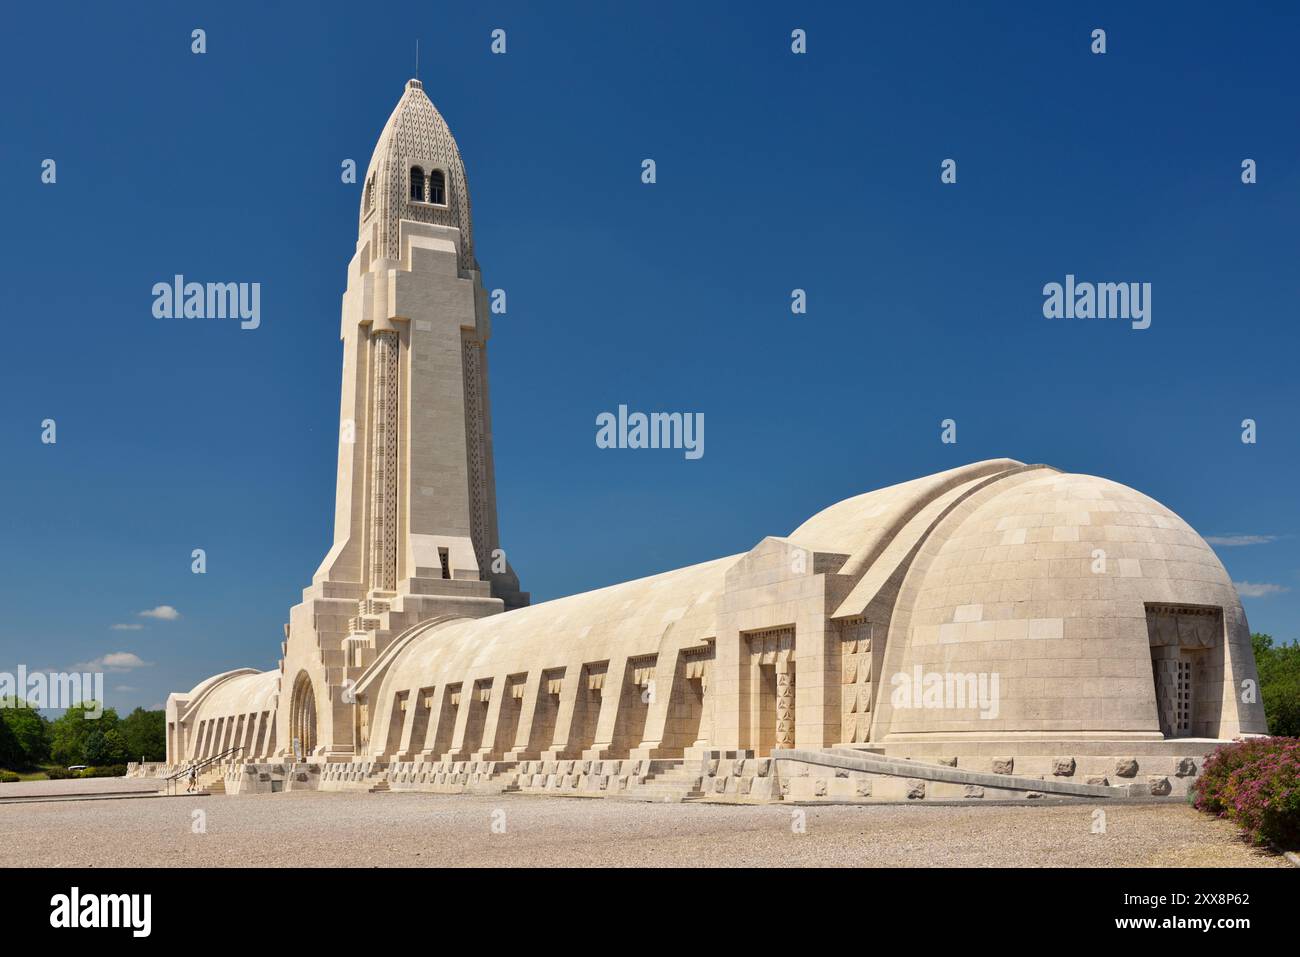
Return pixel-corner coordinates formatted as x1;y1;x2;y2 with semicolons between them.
0;790;1286;867
0;777;165;799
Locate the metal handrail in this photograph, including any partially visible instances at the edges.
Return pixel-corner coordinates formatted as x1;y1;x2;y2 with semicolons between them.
165;746;244;794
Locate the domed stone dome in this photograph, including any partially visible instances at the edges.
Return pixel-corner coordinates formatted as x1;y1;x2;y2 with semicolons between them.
872;469;1256;741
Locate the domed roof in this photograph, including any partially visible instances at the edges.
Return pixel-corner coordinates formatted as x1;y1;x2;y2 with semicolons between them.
359;79;475;272
340;458;1265;755
789;459;1026;560
181;669;280;725
873;469;1250;739
361;554;736;721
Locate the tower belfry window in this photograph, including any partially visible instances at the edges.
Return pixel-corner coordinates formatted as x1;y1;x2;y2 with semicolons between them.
429;169;446;205
409;166;425;202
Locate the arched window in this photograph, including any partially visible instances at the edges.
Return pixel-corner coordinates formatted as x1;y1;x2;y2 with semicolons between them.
409;166;425;202
429;169;446;205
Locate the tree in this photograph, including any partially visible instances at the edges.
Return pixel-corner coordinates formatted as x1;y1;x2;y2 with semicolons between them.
0;697;50;766
0;717;22;769
1252;633;1300;737
121;707;166;762
85;726;129;766
48;703;118;767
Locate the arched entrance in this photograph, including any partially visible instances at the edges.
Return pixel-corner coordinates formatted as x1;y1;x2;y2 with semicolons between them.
290;672;318;759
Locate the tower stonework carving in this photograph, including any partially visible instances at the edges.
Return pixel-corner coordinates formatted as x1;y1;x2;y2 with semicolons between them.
368;328;400;593
271;78;527;758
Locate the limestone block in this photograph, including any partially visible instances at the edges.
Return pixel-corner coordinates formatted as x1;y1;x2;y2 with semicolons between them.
992;757;1014;775
1148;776;1172;796
1085;776;1109;787
963;785;984;799
1114;758;1138;778
1175;758;1197;777
906;780;926;800
1052;757;1076;776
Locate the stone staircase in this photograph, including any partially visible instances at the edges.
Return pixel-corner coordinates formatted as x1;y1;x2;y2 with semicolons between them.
620;762;705;803
162;763;230;795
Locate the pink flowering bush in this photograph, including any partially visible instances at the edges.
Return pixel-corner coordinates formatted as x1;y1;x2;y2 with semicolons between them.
1192;737;1300;848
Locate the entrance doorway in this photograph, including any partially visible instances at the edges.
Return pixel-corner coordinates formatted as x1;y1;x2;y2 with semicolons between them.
746;626;795;756
290;672;318;757
1146;605;1221;738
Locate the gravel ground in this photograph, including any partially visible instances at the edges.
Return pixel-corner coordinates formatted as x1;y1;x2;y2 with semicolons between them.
0;777;166;800
0;788;1286;867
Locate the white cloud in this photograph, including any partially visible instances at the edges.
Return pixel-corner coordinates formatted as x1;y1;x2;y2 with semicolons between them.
1234;581;1290;598
1206;534;1280;547
76;651;152;671
113;685;138;692
110;623;143;631
138;605;180;621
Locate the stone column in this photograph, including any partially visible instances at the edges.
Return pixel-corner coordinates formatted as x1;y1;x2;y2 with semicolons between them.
775;660;795;750
368;329;400;593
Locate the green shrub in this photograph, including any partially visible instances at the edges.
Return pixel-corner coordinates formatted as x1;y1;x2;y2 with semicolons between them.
0;771;19;783
1193;737;1300;848
43;767;72;780
75;765;127;779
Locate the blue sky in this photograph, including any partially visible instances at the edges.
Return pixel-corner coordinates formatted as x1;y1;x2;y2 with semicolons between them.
2;1;1298;713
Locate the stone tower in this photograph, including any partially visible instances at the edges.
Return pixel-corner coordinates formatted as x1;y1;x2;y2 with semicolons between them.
276;79;526;759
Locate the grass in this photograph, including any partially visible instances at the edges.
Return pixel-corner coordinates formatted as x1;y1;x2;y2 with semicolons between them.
17;765;65;781
1;763;71;781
